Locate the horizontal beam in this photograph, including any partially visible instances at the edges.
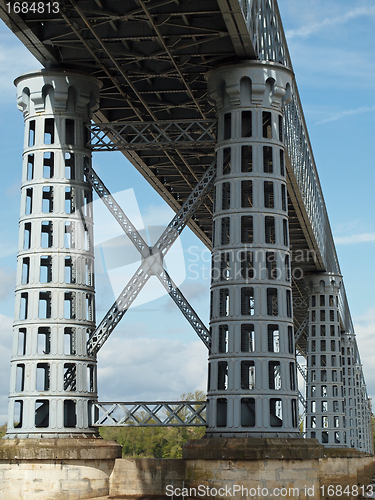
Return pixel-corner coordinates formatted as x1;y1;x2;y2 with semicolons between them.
92;401;207;427
88;120;217;150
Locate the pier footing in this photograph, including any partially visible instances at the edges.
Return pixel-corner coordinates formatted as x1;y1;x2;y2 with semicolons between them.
0;437;121;499
0;438;374;499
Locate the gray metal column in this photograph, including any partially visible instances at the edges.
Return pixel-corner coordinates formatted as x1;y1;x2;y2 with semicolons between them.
356;362;373;453
362;392;373;453
6;70;101;438
341;332;359;449
304;273;345;447
205;61;299;437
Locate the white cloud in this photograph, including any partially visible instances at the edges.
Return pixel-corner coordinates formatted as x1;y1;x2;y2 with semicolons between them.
316;105;375;125
0;235;18;259
288;41;375;92
286;6;375;40
0;26;40;102
97;336;207;402
142;203;175;229
335;233;375;245
353;308;375;403
0;267;16;300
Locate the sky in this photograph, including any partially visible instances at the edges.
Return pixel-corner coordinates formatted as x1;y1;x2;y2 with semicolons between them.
0;0;374;426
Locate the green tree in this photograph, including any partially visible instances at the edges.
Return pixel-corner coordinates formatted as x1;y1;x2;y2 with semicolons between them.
99;391;206;458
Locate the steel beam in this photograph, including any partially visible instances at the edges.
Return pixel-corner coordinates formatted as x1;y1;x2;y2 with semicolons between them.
294;315;308;344
88;266;150;355
296;360;307;383
88;120;217;150
158;268;211;349
153;157;217;257
86;158;217;355
92;401;207;427
84;158;149;258
298;390;307;409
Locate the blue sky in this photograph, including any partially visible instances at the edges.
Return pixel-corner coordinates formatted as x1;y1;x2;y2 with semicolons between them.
0;0;374;424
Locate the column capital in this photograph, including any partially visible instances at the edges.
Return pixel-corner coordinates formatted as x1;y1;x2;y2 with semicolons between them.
15;70;102;118
304;272;342;295
206;60;293;111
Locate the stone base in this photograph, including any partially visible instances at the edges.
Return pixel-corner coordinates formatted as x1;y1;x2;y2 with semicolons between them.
0;437;374;500
319;448;375;499
0;437;122;500
183;437;324;460
108;440;375;500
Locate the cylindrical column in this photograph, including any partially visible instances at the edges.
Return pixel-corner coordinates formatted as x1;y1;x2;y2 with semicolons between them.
304;273;345;447
6;70;101;438
341;332;359;449
205;61;299;437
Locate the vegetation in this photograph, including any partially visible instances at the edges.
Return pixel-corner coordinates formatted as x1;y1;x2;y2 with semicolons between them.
0;424;6;439
99;391;206;458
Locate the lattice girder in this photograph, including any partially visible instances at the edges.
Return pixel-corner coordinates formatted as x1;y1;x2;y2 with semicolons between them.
92;401;207;427
89;120;217;151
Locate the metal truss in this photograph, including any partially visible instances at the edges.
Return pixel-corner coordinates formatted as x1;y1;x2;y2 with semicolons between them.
64;365;76;391
296;360;307;383
88;266;150;355
284;95;326;266
89;120;217;151
153;158;217;256
158;268;210;349
247;0;361;381
296;345;307;359
248;0;330;273
249;0;290;68
84;158;149;258
298;390;306;409
86;158;216;355
293;297;308;309
294;315;308;344
92;401;207;427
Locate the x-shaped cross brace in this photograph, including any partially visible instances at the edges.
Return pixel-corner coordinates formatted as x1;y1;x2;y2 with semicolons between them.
84;157;216;355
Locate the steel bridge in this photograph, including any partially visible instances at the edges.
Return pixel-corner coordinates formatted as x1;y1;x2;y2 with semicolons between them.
1;0;372;451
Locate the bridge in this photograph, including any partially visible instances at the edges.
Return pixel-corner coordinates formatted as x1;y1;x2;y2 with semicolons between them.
0;0;372;454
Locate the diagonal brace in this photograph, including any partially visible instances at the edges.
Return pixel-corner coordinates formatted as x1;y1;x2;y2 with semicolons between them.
86;157;217;354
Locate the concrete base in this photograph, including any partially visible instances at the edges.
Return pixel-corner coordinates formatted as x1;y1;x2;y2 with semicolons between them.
0;438;122;500
108;439;375;500
0;438;374;499
183;437;324;460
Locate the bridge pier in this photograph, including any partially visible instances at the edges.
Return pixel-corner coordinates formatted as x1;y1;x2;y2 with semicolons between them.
205;60;299;438
0;67;122;499
304;273;346;447
341;331;359;449
0;438;121;499
7;70;102;438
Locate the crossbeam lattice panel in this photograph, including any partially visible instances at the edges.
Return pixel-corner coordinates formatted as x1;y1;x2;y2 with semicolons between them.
92;401;207;427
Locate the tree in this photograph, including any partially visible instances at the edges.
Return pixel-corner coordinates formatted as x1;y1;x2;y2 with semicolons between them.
99;391;206;458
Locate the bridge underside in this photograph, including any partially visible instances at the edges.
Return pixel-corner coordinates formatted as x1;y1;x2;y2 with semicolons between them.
0;0;316;351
